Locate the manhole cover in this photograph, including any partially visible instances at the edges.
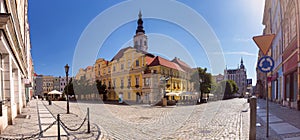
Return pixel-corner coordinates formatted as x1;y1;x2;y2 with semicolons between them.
199;130;211;134
139;117;151;119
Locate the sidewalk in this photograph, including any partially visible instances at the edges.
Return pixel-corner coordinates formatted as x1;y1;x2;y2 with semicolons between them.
256;99;300;140
0;99;101;139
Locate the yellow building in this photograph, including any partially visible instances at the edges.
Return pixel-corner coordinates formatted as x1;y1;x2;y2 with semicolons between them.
94;11;193;104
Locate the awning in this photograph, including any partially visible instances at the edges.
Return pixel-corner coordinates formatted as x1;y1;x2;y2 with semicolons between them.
166;92;181;96
48;90;63;95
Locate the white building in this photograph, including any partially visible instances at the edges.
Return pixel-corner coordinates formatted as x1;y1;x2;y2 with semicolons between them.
224;59;247;95
0;0;33;131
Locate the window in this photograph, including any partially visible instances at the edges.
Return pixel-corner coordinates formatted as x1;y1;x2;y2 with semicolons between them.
113;66;116;72
113;79;116;88
135;76;139;86
128;92;131;99
144;41;147;46
121;79;124;89
127;77;131;88
108;81;111;87
136;60;139;67
144;78;150;86
121;64;124;70
128;61;131;68
291;9;297;39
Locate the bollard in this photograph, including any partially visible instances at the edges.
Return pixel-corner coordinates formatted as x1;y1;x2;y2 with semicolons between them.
57;114;61;140
0;100;2;116
249;96;257;140
87;107;90;133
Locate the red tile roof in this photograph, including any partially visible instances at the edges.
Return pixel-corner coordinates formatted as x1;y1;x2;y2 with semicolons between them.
171;57;192;72
149;56;185;72
146;56;155;65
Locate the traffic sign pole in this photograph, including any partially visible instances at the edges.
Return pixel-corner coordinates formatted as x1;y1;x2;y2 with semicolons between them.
253;34;275;138
266;72;269;137
257;56;274;138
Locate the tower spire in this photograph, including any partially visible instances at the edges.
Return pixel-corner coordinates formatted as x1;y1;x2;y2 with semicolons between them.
136;10;145;34
240;57;245;69
133;10;148;52
138;10;142;19
241;57;243;64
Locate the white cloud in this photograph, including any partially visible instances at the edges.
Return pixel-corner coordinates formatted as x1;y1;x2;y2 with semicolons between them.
210;51;257;56
224;51;257;56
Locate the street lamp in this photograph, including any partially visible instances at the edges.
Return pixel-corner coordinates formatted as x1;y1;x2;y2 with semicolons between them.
65;64;70;114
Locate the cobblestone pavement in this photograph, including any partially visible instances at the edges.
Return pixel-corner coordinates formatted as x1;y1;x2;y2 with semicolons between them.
0;99;101;140
0;100;40;139
53;98;250;140
256;99;300;140
44;101;101;139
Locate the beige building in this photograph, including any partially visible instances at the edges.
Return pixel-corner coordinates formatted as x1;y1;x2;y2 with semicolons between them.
75;66;95;83
0;0;34;131
42;76;54;96
212;74;224;84
92;11;193;104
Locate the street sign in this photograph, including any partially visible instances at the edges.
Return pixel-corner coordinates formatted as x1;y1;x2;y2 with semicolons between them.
253;34;275;55
257;56;274;73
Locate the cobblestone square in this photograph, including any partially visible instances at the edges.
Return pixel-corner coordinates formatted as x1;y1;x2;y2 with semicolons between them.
52;98;250;139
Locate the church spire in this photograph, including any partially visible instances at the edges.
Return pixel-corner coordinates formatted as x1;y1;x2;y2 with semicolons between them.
240;57;245;69
136;10;145;34
241;57;244;64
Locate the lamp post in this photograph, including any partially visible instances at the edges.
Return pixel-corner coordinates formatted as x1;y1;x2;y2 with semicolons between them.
65;64;70;114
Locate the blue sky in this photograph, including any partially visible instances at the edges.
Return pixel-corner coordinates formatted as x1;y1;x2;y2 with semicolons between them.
29;0;265;84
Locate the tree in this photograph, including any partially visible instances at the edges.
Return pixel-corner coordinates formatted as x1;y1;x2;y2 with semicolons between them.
191;67;212;103
64;78;74;97
228;80;239;94
215;80;239;100
96;80;108;101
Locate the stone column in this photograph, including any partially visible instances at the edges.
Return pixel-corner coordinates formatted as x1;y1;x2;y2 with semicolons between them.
3;54;13;125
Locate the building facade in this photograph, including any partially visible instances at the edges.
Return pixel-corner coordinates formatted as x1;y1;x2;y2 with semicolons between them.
42;76;54;96
224;59;247;95
0;0;34;131
92;11;193;104
34;74;43;97
53;77;60;91
260;0;300;109
212;74;225;84
59;77;67;92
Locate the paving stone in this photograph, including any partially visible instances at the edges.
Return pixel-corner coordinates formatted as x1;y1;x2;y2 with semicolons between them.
270;123;300;135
